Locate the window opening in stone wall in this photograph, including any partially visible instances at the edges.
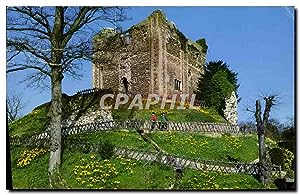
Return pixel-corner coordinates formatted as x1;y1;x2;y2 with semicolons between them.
188;70;191;77
175;79;181;90
122;77;129;94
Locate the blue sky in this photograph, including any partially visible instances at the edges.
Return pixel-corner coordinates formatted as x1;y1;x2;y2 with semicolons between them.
6;6;294;123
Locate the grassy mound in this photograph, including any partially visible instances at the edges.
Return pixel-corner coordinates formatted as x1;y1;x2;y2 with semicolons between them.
9;104;49;137
10;145;264;189
9;90;113;137
9;90;227;137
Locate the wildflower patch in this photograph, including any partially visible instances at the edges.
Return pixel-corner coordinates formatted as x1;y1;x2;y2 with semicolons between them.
17;148;48;168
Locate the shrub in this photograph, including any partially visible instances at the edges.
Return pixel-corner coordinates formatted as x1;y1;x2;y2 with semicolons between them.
98;140;115;160
283;149;294;171
269;148;284;167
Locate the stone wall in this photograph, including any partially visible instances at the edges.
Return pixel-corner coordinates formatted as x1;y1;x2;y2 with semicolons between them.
223;91;238;125
62;109;113;127
93;10;206;97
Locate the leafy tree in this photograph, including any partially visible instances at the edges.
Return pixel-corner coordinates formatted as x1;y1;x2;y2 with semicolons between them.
210;70;234;114
197;60;239;115
6;6;127;186
279;123;295;155
265;118;282;141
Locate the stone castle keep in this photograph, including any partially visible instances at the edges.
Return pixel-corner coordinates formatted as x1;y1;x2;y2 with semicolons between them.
93;10;206;97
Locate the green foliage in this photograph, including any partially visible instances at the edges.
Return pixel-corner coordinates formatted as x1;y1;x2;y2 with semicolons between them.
283;149;294;171
195;38;208;54
210;70;235;113
197;60;239;115
265;119;281;141
269;147;294;179
98;139;115;159
280;125;295;154
269;148;285;167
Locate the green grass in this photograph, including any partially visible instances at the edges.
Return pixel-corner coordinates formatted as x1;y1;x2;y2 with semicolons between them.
9;105;49;137
9;90;112;137
179;169;264;190
148;131;259;162
67;130;156;152
134;109;220;122
133;107;226;123
112;100;227;123
10;146;266;190
67;131;259;163
10;146;50;189
9;91;227;137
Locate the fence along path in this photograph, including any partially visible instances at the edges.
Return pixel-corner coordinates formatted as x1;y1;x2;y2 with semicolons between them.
9;121;281;178
114;147;281;177
10;120;243;146
61;120;241;135
63;139;281;178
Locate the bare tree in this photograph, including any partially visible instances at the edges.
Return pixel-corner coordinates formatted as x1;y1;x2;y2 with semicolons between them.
7;94;25;124
6;6;127;186
246;95;276;184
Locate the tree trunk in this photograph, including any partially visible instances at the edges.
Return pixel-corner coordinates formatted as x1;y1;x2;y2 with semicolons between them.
48;67;63;177
258;132;265;165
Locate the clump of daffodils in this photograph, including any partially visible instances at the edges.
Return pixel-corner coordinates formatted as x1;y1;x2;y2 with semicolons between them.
17;148;48;167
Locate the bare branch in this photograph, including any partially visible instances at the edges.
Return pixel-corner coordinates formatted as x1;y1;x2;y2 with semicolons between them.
6;64;50;76
7;27;49;36
9;7;52;35
262;95;276;127
7;93;26;123
246;108;255;113
255;100;263;131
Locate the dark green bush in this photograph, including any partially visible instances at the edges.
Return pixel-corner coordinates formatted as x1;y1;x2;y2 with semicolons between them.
269;147;284;167
98;139;115;160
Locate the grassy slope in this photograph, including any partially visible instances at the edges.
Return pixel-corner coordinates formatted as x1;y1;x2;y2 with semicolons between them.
113;102;227;123
68;130;156;152
10;146;264;189
9;105;49;137
134;109;226;123
149;131;259;162
9;90;111;137
68;131;259;163
9;92;267;189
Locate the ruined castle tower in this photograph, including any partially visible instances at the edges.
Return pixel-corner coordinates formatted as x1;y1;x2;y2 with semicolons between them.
93;10;206;97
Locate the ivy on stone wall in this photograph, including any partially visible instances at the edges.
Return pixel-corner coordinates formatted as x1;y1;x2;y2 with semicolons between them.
196;38;208;54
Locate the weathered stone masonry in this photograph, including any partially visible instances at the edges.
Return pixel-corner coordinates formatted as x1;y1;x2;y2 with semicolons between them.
93;10;206;97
